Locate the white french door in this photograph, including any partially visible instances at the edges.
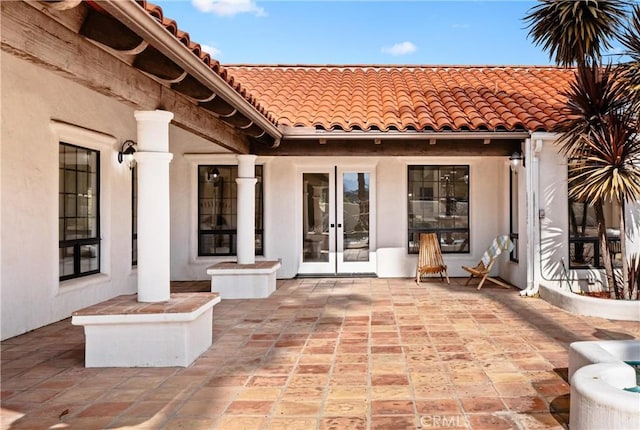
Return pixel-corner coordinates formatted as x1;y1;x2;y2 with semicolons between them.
298;166;376;275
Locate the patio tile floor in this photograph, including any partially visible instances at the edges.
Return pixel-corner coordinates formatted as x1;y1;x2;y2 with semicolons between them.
2;277;639;429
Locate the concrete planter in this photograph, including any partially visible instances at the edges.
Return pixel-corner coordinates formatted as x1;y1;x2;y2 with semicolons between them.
539;284;640;322
569;340;640;430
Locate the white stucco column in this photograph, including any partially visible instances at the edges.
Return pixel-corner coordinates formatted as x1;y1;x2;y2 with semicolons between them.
521;137;543;297
236;154;257;265
134;110;174;302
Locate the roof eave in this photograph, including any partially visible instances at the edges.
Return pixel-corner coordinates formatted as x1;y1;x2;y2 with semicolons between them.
281;126;532;141
97;0;282;142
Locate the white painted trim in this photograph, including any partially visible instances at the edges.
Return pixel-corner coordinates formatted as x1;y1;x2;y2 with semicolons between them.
55;273;112;297
398;156;486;262
289;157;379;169
50;120;116;294
183;153;267;264
183;153;241;164
282;127;531;140
529;131;560;142
336;166;377;273
294;160;379;275
296;166;336;274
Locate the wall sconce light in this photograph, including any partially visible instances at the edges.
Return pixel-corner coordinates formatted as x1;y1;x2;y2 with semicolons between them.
206;167;220;183
509;151;524;172
118;140;136;169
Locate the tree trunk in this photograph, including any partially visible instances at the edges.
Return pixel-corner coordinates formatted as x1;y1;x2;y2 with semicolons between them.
594;201;618;299
629;255;639;300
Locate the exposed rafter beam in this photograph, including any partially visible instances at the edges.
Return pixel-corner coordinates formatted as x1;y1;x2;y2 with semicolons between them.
2;1;250;153
97;0;282;143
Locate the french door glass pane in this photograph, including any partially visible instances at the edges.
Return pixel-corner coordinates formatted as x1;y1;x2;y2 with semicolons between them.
302;173;329;262
343;173;369;262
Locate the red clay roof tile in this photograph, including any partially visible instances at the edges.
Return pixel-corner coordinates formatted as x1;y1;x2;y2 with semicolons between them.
140;2;573;135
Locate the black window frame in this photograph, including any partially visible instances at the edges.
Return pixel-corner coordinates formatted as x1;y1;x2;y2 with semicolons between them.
197;165;264;257
407;165;470;254
567;162;620;269
132;166;137;266
568;198;621;269
59;142;101;281
509;168;519;262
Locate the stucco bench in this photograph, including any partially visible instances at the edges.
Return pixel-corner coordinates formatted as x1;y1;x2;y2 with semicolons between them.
207;260;281;299
72;293;220;367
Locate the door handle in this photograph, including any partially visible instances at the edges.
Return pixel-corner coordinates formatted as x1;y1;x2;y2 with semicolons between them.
330;223;335;228
338;224;342;228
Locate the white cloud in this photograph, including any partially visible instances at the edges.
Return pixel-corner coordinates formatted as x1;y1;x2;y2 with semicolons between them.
192;0;266;17
199;43;222;58
381;41;417;56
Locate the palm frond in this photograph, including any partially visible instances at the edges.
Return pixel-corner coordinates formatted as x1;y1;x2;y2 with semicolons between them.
618;5;640;110
524;0;630;67
555;63;627;158
568;112;640;203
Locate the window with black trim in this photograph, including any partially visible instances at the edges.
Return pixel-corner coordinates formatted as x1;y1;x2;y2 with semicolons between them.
198;165;263;256
59;142;100;280
567;161;622;268
408;165;469;254
509;168;519;262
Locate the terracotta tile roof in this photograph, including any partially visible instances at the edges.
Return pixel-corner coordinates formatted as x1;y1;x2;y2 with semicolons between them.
139;2;573;134
225;65;574;133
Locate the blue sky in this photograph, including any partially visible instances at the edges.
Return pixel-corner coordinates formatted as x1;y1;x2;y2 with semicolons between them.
152;0;560;65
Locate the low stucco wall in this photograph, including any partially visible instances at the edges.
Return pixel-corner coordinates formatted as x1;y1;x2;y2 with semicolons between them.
539;283;640;322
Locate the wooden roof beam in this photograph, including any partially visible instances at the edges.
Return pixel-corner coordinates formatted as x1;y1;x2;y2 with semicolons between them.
3;1;250;153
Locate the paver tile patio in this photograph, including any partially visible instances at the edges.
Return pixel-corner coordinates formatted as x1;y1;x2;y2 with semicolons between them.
2;277;639;429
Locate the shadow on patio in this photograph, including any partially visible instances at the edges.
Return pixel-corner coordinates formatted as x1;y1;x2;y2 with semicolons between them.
2;277;638;429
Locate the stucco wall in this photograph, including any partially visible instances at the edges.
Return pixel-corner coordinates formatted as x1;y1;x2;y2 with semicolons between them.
0;53;229;339
535;137;640;292
266;157;508;277
169;134;232;280
168;154;519;282
0;51;529;338
498;159;527;290
1;53;135;339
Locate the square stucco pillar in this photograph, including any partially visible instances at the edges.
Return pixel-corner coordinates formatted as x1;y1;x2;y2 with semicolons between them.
134;110;174;302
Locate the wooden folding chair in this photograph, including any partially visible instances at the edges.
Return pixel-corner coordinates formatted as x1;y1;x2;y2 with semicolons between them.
462;235;513;290
416;233;450;284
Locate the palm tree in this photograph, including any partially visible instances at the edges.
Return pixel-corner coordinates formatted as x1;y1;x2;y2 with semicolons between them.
525;0;640;299
556;64;640;298
558;64;617;297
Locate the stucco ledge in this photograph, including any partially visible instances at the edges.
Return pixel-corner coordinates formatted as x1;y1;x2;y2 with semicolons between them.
539;284;640;322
